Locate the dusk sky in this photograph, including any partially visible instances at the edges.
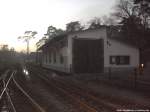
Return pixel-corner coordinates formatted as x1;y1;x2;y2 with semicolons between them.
0;0;117;52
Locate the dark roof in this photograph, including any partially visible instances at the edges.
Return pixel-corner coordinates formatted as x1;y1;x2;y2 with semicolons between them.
38;25;138;50
38;33;67;50
106;25;138;48
37;26;106;50
67;25;106;34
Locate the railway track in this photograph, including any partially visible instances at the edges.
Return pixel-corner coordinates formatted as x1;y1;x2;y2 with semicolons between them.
9;76;46;112
35;73;98;112
57;77;150;107
35;71;122;112
0;70;16;112
27;66;102;111
25;64;150;112
0;69;46;112
30;66;150;111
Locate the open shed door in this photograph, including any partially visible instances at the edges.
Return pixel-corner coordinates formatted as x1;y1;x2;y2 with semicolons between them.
72;38;104;73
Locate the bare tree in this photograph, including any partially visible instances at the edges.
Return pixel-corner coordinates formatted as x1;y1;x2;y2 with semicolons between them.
113;0;150;64
134;0;150;28
113;0;134;20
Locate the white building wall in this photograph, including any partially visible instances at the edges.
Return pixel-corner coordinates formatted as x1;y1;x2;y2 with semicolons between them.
67;28;107;70
42;27;139;73
42;45;70;72
68;28;139;73
104;38;139;71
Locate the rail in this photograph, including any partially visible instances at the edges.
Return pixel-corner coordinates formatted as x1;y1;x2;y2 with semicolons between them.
0;70;16;112
36;73;113;112
0;69;46;112
3;80;17;112
12;74;46;112
0;70;16;100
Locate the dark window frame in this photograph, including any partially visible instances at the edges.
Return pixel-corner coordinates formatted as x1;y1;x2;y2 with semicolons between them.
110;56;130;65
53;51;56;63
110;56;116;64
49;52;51;63
45;53;48;64
60;54;64;64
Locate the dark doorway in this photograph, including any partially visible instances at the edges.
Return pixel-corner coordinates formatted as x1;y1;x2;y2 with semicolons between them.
72;38;104;73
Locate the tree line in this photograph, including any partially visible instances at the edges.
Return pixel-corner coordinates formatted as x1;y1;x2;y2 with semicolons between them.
114;0;150;63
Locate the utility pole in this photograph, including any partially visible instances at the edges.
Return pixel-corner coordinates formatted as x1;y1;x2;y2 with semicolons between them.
27;39;29;56
18;31;37;62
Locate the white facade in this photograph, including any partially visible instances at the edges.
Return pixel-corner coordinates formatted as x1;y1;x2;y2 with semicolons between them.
104;39;139;72
42;37;70;72
41;27;139;73
67;28;107;69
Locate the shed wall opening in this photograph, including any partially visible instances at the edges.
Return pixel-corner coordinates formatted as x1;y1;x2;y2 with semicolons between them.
72;38;104;73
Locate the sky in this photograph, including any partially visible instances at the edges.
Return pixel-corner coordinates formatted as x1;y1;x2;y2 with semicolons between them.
0;0;117;52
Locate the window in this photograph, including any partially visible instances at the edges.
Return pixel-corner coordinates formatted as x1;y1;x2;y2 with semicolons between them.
53;51;56;63
49;52;51;63
110;56;130;65
43;54;46;63
119;56;130;64
46;53;48;64
59;39;68;48
110;56;116;64
60;54;64;64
